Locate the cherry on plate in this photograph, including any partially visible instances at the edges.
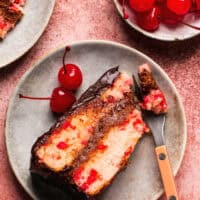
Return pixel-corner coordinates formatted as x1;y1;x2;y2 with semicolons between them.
167;0;191;15
50;87;76;113
129;0;155;12
19;86;76;114
136;6;161;31
58;46;83;91
58;64;83;91
160;4;185;25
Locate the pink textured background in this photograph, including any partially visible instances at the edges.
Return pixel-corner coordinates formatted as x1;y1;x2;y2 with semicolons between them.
0;0;200;199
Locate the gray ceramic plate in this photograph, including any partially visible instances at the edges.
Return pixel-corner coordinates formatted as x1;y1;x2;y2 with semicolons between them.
113;0;200;41
0;0;55;69
5;40;187;200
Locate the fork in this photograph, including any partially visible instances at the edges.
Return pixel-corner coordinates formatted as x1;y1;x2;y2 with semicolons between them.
133;76;179;200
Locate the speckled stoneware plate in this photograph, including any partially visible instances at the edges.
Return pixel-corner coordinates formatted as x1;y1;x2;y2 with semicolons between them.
113;0;200;41
0;0;55;69
5;40;187;200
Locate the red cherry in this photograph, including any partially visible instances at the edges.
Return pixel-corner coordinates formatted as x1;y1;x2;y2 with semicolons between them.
167;0;191;15
19;86;76;114
58;64;83;90
129;0;155;12
161;4;184;25
58;46;83;90
50;87;76;113
136;6;161;31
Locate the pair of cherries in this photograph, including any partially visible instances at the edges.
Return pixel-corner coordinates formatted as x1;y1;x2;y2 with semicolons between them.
20;46;83;113
123;0;200;32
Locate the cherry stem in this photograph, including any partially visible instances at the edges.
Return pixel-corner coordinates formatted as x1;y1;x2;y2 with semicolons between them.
19;94;51;100
122;0;128;19
181;21;200;30
63;46;71;74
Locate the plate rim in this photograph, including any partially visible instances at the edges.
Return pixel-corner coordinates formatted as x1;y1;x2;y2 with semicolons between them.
113;0;200;42
0;0;56;69
5;39;187;200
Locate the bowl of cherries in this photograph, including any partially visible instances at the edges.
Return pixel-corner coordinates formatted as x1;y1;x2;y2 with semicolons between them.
20;46;83;114
113;0;200;41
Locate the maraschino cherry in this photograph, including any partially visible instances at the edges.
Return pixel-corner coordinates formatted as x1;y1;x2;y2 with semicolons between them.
129;0;155;12
136;6;161;31
19;86;76;113
58;46;83;90
167;0;191;16
160;4;184;25
123;0;200;32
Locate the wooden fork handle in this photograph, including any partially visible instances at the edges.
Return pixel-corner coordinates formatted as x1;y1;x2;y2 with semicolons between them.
155;145;179;200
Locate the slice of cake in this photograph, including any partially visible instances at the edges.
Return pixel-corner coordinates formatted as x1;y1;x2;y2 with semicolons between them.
0;0;25;39
138;64;167;114
30;67;149;199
